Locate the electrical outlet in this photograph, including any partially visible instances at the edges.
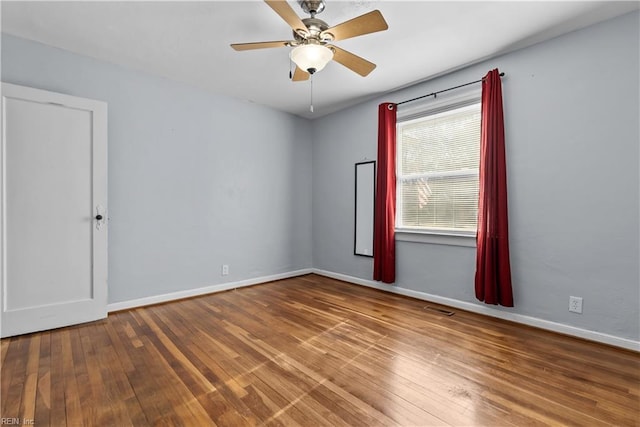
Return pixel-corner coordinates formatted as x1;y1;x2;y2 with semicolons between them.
569;296;583;314
222;264;229;276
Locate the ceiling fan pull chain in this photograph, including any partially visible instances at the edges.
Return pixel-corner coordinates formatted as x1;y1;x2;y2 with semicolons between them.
310;75;314;113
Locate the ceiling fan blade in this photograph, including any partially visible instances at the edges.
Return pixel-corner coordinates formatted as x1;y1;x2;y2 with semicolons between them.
264;0;309;37
230;40;291;51
329;45;376;77
292;66;310;82
321;10;388;42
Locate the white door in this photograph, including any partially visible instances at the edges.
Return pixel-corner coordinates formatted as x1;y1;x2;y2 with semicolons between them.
0;83;108;337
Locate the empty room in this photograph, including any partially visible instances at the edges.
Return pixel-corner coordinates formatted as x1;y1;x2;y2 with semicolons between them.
1;1;639;425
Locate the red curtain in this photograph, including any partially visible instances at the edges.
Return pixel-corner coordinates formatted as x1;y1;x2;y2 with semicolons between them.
475;69;514;306
373;103;396;283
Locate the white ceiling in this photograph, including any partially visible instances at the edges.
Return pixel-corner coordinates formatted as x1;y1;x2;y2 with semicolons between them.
2;1;638;119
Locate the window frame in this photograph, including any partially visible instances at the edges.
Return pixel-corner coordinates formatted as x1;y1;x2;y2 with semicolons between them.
395;88;481;247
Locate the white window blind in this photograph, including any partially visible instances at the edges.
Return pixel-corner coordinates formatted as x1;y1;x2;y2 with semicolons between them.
396;103;481;235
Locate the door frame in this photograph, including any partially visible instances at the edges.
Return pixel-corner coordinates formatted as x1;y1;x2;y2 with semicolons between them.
0;82;108;337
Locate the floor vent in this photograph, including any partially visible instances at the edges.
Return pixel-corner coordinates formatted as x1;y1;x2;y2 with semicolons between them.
424;306;455;316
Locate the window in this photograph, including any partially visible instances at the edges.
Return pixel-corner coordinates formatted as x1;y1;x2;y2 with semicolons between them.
396;96;480;239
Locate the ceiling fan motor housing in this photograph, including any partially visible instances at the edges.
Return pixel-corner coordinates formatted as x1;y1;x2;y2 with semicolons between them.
294;17;331;42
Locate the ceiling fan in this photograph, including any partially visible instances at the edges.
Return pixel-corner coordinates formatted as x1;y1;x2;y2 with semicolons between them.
230;0;389;81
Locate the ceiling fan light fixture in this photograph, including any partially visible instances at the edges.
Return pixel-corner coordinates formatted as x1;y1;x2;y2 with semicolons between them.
290;44;334;74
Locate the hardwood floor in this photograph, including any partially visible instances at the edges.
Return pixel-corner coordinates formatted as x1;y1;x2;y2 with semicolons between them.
2;274;639;426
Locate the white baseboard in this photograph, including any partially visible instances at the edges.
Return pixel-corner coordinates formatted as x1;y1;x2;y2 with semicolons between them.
107;268;313;312
312;268;640;352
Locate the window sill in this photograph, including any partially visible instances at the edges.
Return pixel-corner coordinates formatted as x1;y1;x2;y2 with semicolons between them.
395;229;476;248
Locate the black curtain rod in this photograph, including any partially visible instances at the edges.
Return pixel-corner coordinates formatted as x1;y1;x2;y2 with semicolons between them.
396;72;505;106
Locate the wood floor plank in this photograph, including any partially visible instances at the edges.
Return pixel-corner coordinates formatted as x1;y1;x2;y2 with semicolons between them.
72;325;106;426
3;336;29;420
0;338;10;369
18;334;40;423
1;274;638;426
60;329;83;425
48;331;67;426
34;332;51;426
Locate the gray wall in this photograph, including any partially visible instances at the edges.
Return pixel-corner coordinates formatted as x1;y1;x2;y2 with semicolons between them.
1;34;313;304
312;11;640;341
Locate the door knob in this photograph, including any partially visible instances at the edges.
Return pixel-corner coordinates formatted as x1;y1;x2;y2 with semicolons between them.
95;205;106;230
